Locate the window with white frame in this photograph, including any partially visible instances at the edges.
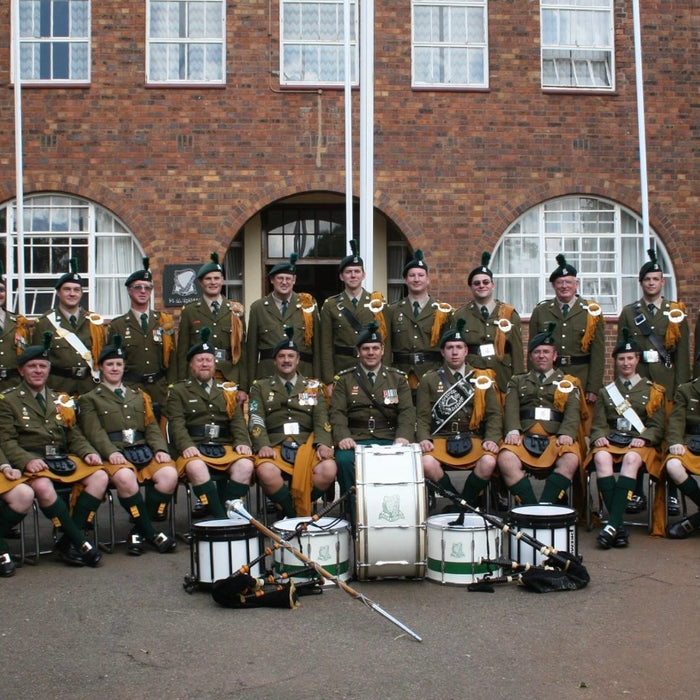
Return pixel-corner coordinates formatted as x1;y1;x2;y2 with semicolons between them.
146;0;226;84
16;0;90;83
490;196;676;317
0;194;144;318
541;0;614;90
281;0;358;86
412;0;488;88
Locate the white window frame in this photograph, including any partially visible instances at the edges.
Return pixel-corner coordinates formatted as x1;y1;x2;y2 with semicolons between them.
490;196;676;318
1;193;144;318
540;0;614;91
280;0;359;87
146;0;226;85
412;0;489;89
14;0;91;85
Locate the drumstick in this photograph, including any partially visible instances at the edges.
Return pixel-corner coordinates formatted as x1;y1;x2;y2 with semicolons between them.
228;499;423;643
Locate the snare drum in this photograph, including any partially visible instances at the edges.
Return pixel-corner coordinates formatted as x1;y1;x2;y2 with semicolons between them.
426;513;503;585
191;516;261;587
355;443;427;580
508;504;578;566
272;517;352;586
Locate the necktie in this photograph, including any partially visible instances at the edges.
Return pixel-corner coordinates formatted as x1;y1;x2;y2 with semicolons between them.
413;301;420;318
211;300;220;315
624;380;632;390
285;381;294;395
647;303;656;316
538;373;546;383
480;306;489;321
140;313;148;332
69;315;77;328
367;371;375;386
281;300;288;316
562;304;570;317
200;381;209;393
115;388;125;399
351;298;358;309
454;372;462;381
35;393;46;412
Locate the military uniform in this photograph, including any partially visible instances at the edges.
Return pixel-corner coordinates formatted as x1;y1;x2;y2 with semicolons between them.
618;298;690;396
0;311;30;392
528;296;605;397
248;374;333;515
108;310;177;411
387;296;452;385
452;301;524;395
177;298;247;387
32;308;105;396
246;293;320;387
319;290;391;384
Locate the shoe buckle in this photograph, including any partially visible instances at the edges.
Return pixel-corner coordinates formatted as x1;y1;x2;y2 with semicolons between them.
681;520;694;533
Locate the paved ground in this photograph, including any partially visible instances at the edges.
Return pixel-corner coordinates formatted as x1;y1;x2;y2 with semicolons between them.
3;490;700;700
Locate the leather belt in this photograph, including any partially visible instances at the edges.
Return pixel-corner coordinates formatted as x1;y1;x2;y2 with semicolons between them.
333;345;356;357
348;417;395;431
50;365;92;379
685;423;700;436
124;369;165;384
267;426;311;434
188;425;231;439
0;367;18;380
393;351;441;365
556;355;589;366
108;430;145;442
520;408;564;422
259;348;314;363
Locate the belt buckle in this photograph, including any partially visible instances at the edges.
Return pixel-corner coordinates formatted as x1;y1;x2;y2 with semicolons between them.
534;407;551;421
122;429;135;445
642;350;659;364
145;374;156;384
559;356;571;366
367;416;376;432
74;367;88;378
0;368;6;379
451;421;460;434
204;423;220;441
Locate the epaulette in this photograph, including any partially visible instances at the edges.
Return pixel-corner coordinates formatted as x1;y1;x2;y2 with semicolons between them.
334;368;355;381
385;366;407;376
535;299;550;307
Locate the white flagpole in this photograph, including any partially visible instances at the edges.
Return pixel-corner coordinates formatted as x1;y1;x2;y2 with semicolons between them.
359;0;374;288
343;0;353;253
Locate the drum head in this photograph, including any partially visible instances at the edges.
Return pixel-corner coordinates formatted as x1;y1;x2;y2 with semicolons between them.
427;513;493;531
509;504;576;526
193;516;253;540
273;516;349;535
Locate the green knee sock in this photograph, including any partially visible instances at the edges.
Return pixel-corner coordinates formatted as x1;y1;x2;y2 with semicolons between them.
221;479;249;508
608;475;636;529
436;473;456;495
510;477;537;506
72;491;102;530
41;498;87;548
119;493;157;540
145;483;172;521
677;476;700;509
193;480;227;519
270;484;296;518
310;487;324;502
540;472;571;504
596;475;616;514
461;473;490;507
0;502;27;551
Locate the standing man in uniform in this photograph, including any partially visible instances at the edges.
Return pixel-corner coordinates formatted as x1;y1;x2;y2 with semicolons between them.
0;263;31;393
529;253;605;429
320;240;389;395
330;322;416;506
453;252;523;399
416;320;502;509
618;248;690;514
167;328;255;520
177;252;247;398
497;324;585;506
107;258;176;422
246;253;321;386
388;250;453;397
248;328;336;517
32;258;105;396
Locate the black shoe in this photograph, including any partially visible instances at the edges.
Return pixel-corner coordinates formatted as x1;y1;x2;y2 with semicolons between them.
4;527;21;540
127;532;145;556
667;496;681;517
613;527;629;548
0;552;16;577
597;524;617;549
79;542;102;567
57;541;86;567
667;519;696;539
148;532;176;554
625;495;647;514
191;498;210;519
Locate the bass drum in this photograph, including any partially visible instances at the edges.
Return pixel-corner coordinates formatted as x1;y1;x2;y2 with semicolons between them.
355;443;427;580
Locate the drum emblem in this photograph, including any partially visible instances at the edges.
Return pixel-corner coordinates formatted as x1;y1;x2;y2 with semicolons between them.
450;542;466;559
378;494;404;522
317;545;331;562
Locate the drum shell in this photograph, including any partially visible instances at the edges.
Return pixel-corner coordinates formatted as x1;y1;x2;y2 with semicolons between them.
355;443;427;580
508;505;578;566
272;517;352;585
191;516;261;586
426;513;503;585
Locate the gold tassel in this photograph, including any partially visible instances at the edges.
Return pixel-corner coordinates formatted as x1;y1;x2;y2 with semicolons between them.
580;310;599;353
369;291;388;342
469;369;496;430
494;304;515;359
298;293;316;347
222;382;239;418
553;374;588;423
140;389;156;426
88;318;105;367
429;303;452;347
14;316;31;354
159;312;175;368
56;394;76;428
664;302;686;349
646;383;666;417
229;302;245;365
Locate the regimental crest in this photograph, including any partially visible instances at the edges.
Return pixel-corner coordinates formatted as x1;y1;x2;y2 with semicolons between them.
378;493;404;522
317;545;331;562
450;542;466;559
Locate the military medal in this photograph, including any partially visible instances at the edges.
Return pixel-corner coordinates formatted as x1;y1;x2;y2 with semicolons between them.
384;389;398;405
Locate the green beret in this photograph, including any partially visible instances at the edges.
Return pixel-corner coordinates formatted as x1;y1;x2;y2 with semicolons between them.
125;257;153;287
549;254;577;282
186;327;217;361
339;239;364;273
402;249;429;276
55;258;84;289
197;252;224;280
18;332;52;366
638;248;662;281
528;322;557;353
269;253;298;277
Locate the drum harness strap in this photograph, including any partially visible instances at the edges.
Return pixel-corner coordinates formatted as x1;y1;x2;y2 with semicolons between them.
431;370;475;435
604;381;646;434
46;311;101;382
632;302;673;368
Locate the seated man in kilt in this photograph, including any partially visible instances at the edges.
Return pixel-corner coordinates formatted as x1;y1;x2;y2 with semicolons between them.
0;334;107;567
417;319;502;508
248;327;336;517
661;376;700;538
79;337;177;555
167;328;255;520
497;323;585;506
586;329;665;548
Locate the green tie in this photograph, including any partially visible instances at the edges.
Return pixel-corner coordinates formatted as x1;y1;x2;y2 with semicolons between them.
647;303;656;317
538;373;546;383
211;301;220;315
140;313;148;332
115;388;125;399
562;304;569;317
624;380;632;390
413;301;420;318
480;306;489;321
35;393;46;412
367;371;375;386
285;381;294;395
351;298;358;309
454;372;462;381
69;315;77;328
200;381;209;393
281;300;288;316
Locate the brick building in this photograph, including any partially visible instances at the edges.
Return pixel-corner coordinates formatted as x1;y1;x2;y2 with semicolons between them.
0;1;697;366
